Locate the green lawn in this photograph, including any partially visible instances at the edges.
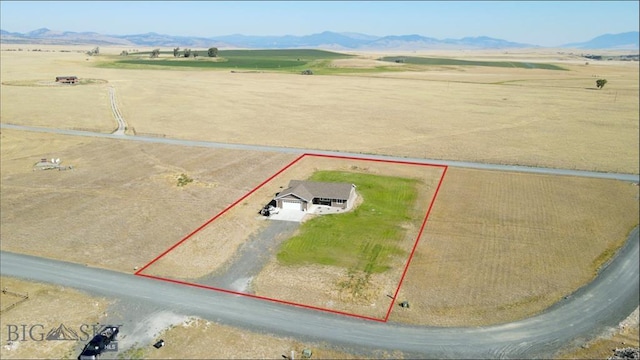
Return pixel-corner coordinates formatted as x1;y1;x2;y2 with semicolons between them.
276;171;420;274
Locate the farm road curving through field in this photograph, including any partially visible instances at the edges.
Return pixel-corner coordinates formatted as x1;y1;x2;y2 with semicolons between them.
1;123;638;183
108;86;127;135
1;226;638;358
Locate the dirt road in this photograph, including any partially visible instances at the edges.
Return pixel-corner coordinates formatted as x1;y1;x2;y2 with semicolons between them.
2;123;638;183
108;87;127;136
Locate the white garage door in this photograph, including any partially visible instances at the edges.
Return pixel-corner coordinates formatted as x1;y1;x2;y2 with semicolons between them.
282;200;302;211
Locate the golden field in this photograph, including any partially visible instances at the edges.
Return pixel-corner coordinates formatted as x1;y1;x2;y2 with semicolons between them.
1;45;638;174
1;129;637;327
1;45;638;358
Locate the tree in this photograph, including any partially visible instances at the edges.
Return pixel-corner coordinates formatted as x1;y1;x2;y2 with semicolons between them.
183;48;191;57
596;79;608;89
173;47;180;57
150;48;160;58
120;50;128;56
86;46;100;56
207;47;218;57
193;51;198;58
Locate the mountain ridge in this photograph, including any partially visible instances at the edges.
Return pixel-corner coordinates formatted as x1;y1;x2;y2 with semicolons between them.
1;28;637;50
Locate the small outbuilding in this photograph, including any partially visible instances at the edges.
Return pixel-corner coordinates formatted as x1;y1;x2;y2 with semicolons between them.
55;76;78;84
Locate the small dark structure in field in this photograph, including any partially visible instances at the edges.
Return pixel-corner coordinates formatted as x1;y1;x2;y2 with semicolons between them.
55;76;78;84
301;69;313;75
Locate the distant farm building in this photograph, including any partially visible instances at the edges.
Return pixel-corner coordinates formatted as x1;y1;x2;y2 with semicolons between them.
274;180;357;212
55;76;78;84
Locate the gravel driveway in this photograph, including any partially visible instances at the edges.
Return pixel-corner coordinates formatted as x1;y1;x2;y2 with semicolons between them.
196;220;300;292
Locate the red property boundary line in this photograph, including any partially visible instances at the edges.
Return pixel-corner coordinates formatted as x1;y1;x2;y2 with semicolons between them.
136;153;448;323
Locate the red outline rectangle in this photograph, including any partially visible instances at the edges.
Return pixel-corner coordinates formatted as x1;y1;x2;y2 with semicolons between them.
136;153;448;322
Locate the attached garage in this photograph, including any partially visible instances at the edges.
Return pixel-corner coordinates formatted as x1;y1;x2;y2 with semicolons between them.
281;199;303;211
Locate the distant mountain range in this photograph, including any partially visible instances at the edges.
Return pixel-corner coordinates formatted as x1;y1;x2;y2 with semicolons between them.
561;31;639;50
1;28;638;50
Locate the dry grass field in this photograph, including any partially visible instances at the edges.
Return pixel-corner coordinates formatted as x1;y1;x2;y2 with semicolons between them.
2;129;637;328
389;167;639;326
122;317;402;360
1;44;639;356
1;45;638;174
1;277;388;360
0;277;112;359
0;128;298;273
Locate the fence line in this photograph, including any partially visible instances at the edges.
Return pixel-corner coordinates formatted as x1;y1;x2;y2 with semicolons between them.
1;288;30;314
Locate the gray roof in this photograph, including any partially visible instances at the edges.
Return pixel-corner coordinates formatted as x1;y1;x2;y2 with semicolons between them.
275;180;354;202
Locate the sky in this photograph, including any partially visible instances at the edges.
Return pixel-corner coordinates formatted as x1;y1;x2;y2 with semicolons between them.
0;1;638;47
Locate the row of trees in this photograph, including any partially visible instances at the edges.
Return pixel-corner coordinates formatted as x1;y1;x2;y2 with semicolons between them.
166;47;218;58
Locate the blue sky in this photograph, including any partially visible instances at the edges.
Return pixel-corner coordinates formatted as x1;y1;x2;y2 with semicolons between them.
0;1;638;46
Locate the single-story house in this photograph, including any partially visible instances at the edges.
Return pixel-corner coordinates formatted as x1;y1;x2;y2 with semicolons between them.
55;76;78;84
274;180;357;212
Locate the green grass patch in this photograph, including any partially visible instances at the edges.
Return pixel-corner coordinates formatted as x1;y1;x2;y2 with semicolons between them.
276;171;420;274
104;49;354;72
379;56;567;71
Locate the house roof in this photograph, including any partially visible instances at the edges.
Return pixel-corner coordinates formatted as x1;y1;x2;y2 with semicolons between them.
275;180;354;202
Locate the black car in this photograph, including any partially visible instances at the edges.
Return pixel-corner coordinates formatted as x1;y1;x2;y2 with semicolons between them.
78;326;119;360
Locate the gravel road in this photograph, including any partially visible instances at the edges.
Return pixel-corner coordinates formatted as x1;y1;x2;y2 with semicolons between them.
2;123;638;183
2;226;637;358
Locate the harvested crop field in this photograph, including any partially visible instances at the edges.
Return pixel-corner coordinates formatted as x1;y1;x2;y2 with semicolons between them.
389;167;639;326
0;129;297;273
1;46;638;173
